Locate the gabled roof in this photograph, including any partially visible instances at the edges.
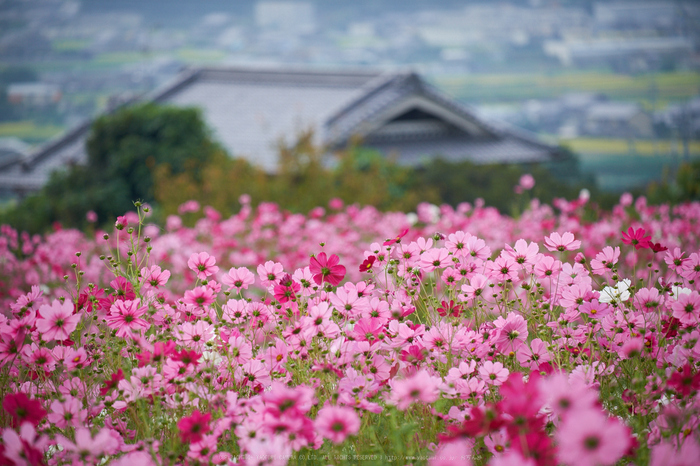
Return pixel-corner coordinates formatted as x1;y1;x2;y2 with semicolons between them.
0;66;561;194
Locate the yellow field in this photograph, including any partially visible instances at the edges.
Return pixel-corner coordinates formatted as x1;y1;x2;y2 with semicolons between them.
176;48;227;63
434;71;700;103
0;121;63;140
560;137;700;156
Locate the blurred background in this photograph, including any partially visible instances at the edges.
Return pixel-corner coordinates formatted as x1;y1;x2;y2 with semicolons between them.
0;0;699;230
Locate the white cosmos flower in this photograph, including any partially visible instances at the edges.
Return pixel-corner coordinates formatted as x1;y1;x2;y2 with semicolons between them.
671;286;692;300
599;279;631;304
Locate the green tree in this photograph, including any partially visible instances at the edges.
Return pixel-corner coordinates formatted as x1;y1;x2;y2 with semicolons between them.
1;103;220;232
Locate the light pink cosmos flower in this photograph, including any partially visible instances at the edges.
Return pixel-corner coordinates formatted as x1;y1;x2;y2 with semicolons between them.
105;299;150;338
36;299;80;342
2;422;49;466
664;247;687;274
490;450;536;466
111;451;157;466
516;338;551;370
670;291;700;326
544;231;581;252
461;274;489;301
493;313;528;354
257;260;284;288
57;427;120;461
389;369;441;410
487;256;519;283
681;252;700;282
556;408;631;466
533;255;561;280
649;439;700;466
314;405;361;444
420;248;452;272
503;239;539;267
221;266;255;292
445;231;473;258
464;235;491;260
177;321;215;349
590;246;620;277
478;361;509;386
188;252;219;280
48;395;87;428
429;439;474;466
539;372;598;416
520;173;535;190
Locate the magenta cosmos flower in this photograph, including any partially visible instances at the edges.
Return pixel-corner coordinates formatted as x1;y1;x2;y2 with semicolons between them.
36;299;80;342
178;410;211;443
621;227;652;250
3;392;46;427
309;252;346;286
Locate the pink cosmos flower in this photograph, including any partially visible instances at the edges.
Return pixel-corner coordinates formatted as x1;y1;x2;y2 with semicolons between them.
464;235;491;260
490;450;536;466
461;274;489;301
670;291;700;326
57;427;120;460
420;248;452;272
188;252;219;280
519;173;535;190
665;248;687;274
649;439;700;466
493;313;528;354
36;299;80;342
478;361;509;386
257;260;285;287
579;299;612;319
590;246;620;277
314;406;361;444
681;252;700;282
539;372;597;416
48;395;87;428
309;252;346;286
109;276;136;302
221;266;255;291
115;215;128;230
389;369;440;410
503;239;539;267
178;200;200;214
533;255;561;280
178;321;215;349
556;408;631;466
429;440;474;466
544;231;581;252
140;265;171;290
183;286;216;308
488;256;519;283
446;231;472;257
2;423;48;466
105;299;150;338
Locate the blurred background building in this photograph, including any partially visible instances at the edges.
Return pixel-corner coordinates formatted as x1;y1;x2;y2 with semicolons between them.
0;0;698;193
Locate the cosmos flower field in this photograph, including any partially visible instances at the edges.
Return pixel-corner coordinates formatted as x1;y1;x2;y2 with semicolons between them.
1;190;699;466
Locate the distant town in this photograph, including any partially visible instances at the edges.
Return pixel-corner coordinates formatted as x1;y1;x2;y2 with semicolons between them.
0;0;699;191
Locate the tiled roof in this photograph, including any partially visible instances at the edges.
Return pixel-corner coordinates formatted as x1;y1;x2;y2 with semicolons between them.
0;66;560;193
